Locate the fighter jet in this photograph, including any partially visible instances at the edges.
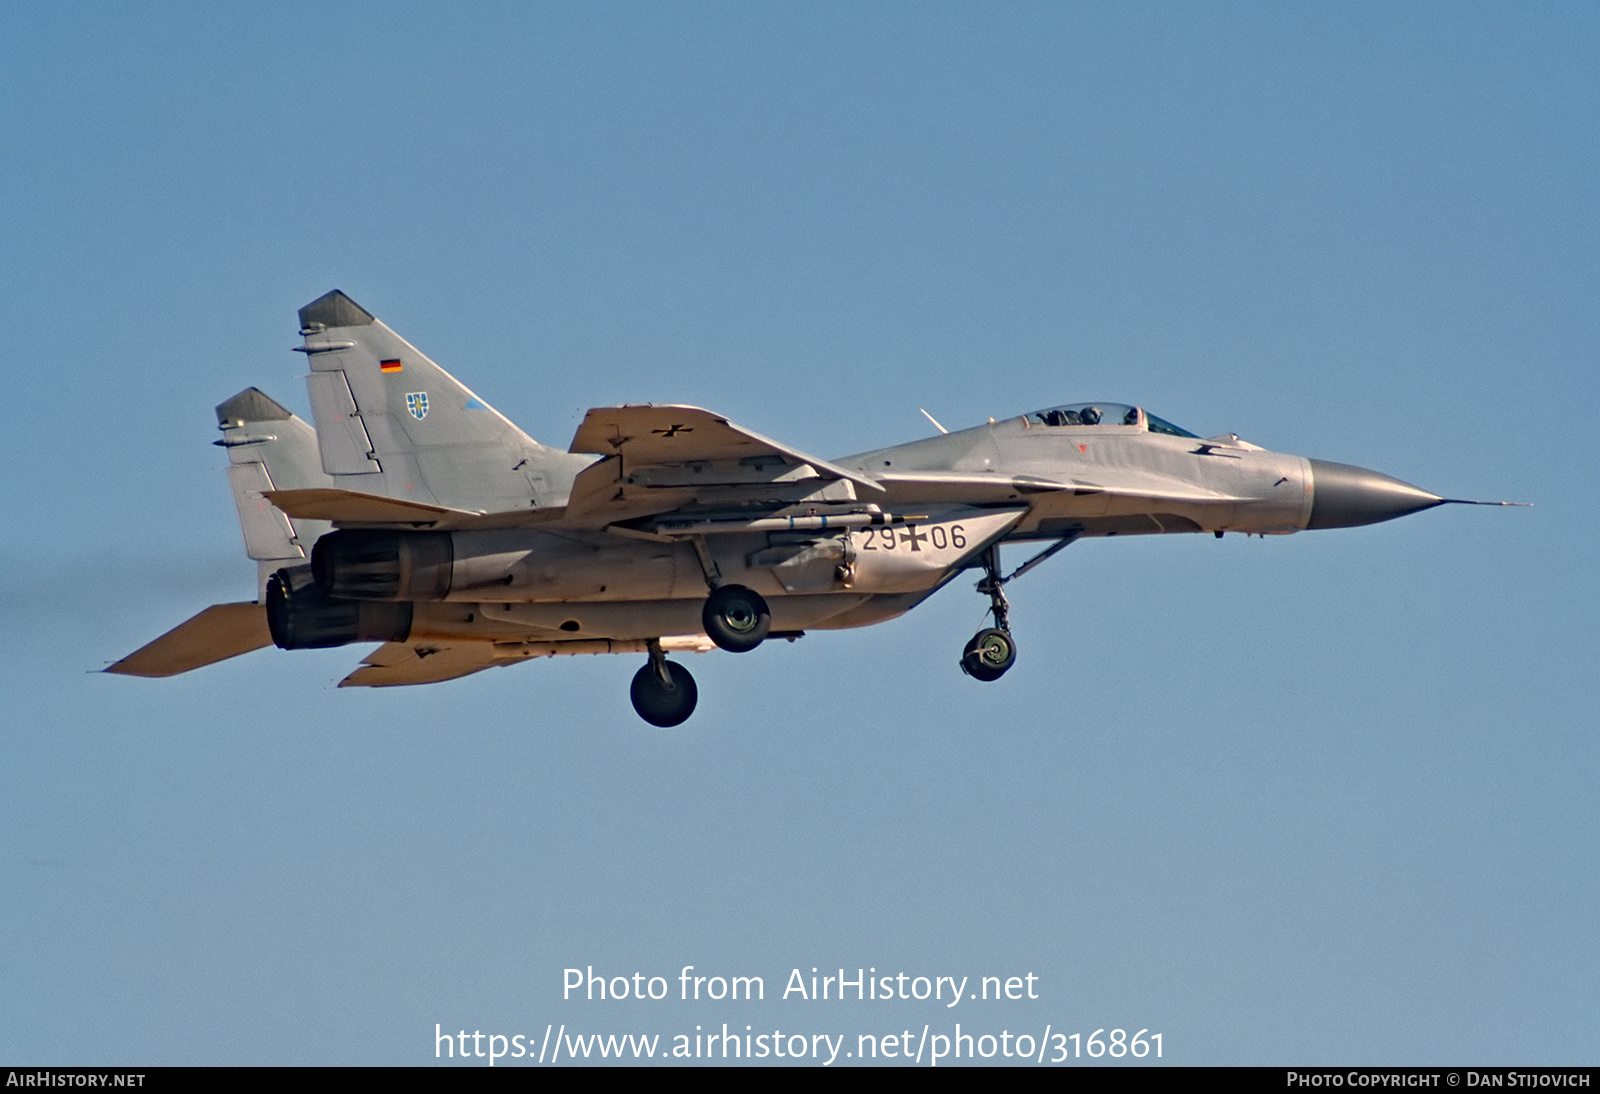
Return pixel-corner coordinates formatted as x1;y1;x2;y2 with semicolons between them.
108;290;1518;726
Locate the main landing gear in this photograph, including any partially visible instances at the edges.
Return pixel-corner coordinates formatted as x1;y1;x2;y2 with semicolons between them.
689;535;772;654
630;639;698;727
961;544;1017;681
702;584;771;653
633;540;775;726
632;583;770;726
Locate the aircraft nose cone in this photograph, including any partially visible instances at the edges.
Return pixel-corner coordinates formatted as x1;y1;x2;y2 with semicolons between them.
1307;459;1444;529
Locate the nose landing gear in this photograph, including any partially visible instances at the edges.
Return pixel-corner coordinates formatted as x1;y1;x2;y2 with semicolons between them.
961;544;1017;681
957;533;1080;682
962;627;1017;681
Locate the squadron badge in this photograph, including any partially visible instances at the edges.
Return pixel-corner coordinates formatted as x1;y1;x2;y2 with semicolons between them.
406;392;429;420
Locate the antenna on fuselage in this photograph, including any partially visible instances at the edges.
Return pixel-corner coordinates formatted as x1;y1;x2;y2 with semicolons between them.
919;408;949;434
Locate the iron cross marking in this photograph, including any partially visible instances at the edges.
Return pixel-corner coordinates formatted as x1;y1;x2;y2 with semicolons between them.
653;424;693;438
899;524;928;552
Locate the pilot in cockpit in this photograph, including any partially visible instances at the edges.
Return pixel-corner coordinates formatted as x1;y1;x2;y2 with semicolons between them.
1039;408;1080;427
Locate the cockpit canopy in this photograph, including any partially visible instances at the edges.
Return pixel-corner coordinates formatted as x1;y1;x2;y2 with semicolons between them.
1025;403;1198;438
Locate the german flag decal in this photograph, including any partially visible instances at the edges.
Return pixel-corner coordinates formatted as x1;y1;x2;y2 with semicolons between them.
380;359;403;373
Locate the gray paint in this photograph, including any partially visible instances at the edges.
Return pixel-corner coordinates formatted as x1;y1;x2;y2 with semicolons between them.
214;388;334;585
304;370;382;475
116;292;1504;709
298;301;592;514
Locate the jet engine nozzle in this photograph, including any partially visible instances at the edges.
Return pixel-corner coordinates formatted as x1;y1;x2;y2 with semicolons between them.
311;530;454;601
265;566;413;650
1306;459;1444;529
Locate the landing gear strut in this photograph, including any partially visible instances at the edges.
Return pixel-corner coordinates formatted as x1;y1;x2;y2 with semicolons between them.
631;639;698;727
956;533;1081;682
961;544;1017;681
688;534;771;653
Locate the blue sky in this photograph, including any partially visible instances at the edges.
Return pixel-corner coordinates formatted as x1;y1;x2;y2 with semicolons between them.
2;2;1595;1065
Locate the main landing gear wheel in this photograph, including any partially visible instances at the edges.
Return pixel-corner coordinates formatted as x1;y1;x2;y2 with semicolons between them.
961;627;1017;682
702;584;771;653
630;659;698;727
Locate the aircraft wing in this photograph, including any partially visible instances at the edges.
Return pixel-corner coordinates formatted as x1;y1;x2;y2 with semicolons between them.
106;602;272;677
563;404;884;525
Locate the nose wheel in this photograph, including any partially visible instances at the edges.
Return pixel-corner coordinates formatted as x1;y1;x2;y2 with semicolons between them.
631;640;698;727
961;543;1017;682
961;627;1016;681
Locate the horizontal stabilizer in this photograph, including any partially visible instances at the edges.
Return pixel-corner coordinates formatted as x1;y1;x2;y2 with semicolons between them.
340;641;497;687
263;488;481;525
106;603;271;677
341;635;716;687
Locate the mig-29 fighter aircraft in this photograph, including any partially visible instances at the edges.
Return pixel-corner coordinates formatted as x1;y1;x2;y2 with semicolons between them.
109;291;1516;726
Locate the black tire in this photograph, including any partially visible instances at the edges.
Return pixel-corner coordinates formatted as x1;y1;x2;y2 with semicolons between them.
630;661;699;727
702;584;771;653
961;628;1016;682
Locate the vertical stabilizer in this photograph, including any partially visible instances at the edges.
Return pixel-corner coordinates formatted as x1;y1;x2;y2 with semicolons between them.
295;290;591;514
215;388;334;591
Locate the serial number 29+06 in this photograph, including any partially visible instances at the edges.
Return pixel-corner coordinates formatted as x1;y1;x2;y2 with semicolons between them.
858;523;967;553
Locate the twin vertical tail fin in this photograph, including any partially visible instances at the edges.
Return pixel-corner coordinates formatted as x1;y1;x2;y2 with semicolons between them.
106;387;333;678
295;290;588;515
111;290;592;679
215;387;333;573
